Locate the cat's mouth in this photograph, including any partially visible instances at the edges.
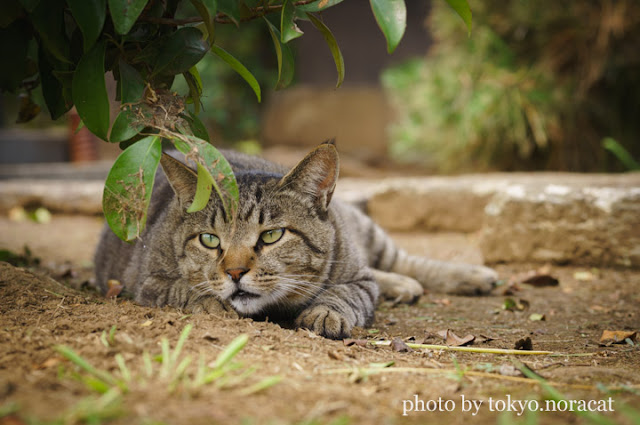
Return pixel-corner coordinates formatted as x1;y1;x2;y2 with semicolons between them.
230;289;261;305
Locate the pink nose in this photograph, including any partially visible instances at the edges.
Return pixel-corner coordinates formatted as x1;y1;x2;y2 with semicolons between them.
226;267;249;283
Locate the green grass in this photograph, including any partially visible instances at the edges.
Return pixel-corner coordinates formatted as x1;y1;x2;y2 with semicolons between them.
1;324;281;425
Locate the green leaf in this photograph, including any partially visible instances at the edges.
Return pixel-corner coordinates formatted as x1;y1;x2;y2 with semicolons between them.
280;0;303;43
39;48;71;119
0;20;31;92
66;0;107;52
307;14;344;88
72;41;110;140
181;111;210;143
217;0;239;25
172;136;238;219
443;0;472;35
152;27;209;77
187;163;215;213
264;18;295;90
183;66;203;113
103;136;162;241
30;0;70;63
297;0;344;12
369;0;406;54
602;137;640;171
110;109;144;143
118;59;145;104
210;45;261;102
108;0;149;35
190;0;215;42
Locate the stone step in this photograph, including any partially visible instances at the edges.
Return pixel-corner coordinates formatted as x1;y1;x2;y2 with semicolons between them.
337;173;640;268
1;171;638;267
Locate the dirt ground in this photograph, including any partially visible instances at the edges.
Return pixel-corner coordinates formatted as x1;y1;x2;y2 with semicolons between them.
1;215;639;425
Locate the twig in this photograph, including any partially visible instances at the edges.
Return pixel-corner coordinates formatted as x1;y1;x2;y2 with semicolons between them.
321;367;640;391
370;340;554;355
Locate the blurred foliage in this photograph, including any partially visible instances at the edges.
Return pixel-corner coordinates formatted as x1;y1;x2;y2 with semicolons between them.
383;0;640;172
172;18;273;144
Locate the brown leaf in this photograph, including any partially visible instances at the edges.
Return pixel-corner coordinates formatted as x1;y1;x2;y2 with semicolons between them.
391;338;413;352
434;298;451;306
106;279;123;298
437;329;475;346
599;330;637;345
343;339;369;347
521;274;559;287
476;334;496;344
498;364;524;377
514;337;533;350
39;357;62;369
328;350;344;361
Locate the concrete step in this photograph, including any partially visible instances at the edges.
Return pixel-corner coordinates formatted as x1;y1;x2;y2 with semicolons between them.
1;171;638;267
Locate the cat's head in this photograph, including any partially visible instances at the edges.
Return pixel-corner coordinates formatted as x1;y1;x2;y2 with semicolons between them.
160;142;339;317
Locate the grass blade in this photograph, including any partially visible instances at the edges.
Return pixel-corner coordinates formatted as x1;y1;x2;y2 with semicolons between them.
214;334;249;370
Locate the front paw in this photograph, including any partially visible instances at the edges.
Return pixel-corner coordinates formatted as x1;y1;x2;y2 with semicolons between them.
187;296;239;318
444;265;498;295
295;305;353;339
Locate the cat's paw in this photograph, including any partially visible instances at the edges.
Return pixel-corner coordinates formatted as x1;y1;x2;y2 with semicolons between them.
374;270;424;303
443;265;498;296
295;305;352;339
187;296;239;318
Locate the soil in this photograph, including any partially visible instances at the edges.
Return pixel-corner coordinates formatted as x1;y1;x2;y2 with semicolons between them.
1;215;639;425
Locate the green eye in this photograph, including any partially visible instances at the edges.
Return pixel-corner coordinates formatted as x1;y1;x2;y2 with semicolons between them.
260;228;284;244
199;233;220;249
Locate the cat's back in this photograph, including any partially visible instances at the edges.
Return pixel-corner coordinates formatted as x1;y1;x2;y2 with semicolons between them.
221;149;287;176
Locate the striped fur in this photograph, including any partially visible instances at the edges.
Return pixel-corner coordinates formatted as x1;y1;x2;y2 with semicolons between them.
94;143;496;339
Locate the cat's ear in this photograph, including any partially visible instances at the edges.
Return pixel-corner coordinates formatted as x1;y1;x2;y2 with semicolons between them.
278;141;339;211
160;153;197;206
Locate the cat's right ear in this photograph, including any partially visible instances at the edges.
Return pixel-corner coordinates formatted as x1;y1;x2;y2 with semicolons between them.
160;153;197;207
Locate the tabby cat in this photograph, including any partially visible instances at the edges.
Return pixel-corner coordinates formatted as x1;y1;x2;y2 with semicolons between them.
94;142;497;339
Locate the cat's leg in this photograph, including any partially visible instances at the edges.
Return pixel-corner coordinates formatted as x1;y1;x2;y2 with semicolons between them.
337;201;497;296
393;255;497;295
134;276;238;317
372;269;424;303
295;271;378;339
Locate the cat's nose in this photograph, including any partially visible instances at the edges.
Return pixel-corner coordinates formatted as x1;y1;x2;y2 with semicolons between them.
226;267;249;283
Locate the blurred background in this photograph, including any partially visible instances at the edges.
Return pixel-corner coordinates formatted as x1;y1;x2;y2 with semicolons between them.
1;0;639;175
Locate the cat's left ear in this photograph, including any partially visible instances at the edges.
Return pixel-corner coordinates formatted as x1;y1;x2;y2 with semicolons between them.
160;153;197;207
278;141;339;211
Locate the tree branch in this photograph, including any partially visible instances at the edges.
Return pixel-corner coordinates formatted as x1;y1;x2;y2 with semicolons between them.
141;0;320;27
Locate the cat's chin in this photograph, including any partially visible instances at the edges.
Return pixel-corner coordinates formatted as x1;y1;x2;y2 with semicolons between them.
229;293;270;315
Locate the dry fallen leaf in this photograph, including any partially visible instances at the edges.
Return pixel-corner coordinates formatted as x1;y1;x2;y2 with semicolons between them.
106;279;123;298
328;350;344;361
34;357;62;370
514;337;533;351
529;313;546;321
437;329;475;346
599;330;637;345
498;364;524;377
521;274;559;287
343;339;369;347
391;338;413;352
573;271;595;281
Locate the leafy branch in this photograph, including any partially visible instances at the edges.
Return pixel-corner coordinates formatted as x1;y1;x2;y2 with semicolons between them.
0;0;472;241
